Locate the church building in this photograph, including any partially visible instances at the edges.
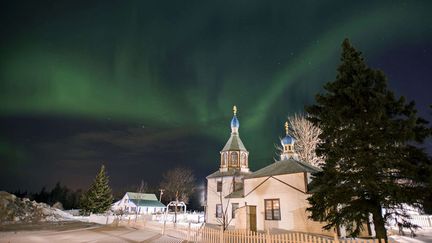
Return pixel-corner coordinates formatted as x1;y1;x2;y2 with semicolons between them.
206;106;331;235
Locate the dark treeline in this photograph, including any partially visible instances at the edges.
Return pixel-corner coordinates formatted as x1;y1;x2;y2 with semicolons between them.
12;178;205;212
13;182;82;210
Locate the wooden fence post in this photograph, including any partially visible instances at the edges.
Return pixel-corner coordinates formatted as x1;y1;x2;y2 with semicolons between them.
266;229;270;243
220;225;224;243
333;232;339;243
187;222;191;242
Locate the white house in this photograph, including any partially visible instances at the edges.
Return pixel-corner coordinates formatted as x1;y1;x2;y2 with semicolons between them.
206;106;333;236
112;192;166;214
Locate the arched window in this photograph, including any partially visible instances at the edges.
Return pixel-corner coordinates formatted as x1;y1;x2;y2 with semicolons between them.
231;152;238;166
221;153;226;166
241;153;247;166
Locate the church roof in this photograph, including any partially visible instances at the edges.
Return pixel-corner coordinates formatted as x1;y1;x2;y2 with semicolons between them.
129;199;165;208
225;189;244;198
206;169;251;179
245;158;321;179
222;133;247;151
126;192;158;201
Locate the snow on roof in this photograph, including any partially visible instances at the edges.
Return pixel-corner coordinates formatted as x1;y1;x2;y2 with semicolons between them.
126;192;158;201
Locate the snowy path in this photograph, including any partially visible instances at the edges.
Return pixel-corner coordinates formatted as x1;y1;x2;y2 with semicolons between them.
0;225;185;243
389;228;432;243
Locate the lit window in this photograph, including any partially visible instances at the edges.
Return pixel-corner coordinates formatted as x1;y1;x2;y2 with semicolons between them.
231;152;238;165
265;199;281;220
241;153;247;166
216;204;223;218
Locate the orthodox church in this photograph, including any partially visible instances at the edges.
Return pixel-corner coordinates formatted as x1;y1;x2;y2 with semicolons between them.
205;106;331;235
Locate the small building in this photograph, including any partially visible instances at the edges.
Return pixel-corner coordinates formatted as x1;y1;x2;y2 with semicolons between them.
206;106;331;236
112;192;166;214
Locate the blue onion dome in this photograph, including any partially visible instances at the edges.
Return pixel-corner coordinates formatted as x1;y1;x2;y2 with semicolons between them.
281;121;294;145
231;105;240;130
281;135;294;145
231;115;239;128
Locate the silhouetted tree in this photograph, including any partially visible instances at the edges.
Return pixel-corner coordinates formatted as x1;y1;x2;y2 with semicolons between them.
306;39;431;241
160;167;195;222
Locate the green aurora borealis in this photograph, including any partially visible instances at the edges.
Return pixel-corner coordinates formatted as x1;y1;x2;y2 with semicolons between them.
1;1;431;191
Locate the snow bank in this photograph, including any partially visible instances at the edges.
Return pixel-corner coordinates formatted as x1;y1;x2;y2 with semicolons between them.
0;191;74;224
71;214;116;224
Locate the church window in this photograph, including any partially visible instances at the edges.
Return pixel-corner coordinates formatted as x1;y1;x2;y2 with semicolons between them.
232;203;239;218
265;199;281;220
217;181;222;192
241;153;247;166
221;153;225;165
231;152;238;166
216;204;223;218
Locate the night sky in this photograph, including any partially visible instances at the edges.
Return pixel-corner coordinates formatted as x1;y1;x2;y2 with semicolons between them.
1;1;431;192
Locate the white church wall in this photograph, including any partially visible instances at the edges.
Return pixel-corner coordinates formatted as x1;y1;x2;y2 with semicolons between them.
206;176;245;226
242;173;331;236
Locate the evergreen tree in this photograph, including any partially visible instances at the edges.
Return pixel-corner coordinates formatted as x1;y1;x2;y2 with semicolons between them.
81;165;113;214
423;105;432;214
306;39;431;240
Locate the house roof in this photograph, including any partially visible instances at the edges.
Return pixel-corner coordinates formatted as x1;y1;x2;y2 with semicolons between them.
126;192;158;200
245;158;321;179
206;169;251;179
130;199;166;208
221;133;247;151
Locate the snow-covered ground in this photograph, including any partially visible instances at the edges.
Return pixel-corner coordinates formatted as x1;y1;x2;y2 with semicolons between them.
0;223;183;243
390;228;432;243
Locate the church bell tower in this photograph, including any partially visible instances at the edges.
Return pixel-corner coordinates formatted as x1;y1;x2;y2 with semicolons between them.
219;106;249;173
280;121;297;160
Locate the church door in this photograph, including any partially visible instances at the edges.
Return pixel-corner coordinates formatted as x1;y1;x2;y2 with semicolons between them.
247;205;257;231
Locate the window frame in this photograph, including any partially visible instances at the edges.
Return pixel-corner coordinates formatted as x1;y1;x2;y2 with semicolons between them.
264;199;281;220
231;203;239;218
231;151;238;166
217;181;222;192
216;204;223;218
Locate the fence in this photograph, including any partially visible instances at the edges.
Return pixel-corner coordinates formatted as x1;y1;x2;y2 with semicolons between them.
120;219;396;243
408;215;432;228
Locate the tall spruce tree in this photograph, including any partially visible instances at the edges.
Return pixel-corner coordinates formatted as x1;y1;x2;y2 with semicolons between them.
306;39;430;240
81;165;113;214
